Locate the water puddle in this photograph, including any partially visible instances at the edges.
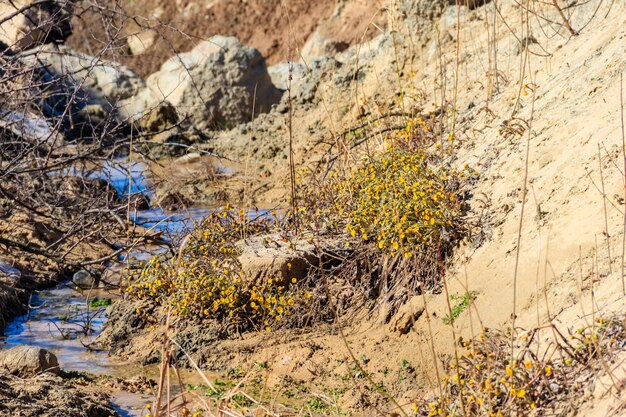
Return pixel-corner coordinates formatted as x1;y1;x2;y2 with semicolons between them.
0;283;219;416
1;285;112;373
0;284;148;415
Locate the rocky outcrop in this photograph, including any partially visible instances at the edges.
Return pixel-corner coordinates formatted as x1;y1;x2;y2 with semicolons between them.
0;346;59;377
138;36;282;131
0;0;74;51
388;0;490;40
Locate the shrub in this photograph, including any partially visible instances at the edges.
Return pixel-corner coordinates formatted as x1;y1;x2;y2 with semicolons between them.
294;114;477;313
126;209;310;332
345;145;472;258
299;110;476;260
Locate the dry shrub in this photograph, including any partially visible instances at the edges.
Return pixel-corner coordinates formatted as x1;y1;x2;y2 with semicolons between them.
417;316;626;417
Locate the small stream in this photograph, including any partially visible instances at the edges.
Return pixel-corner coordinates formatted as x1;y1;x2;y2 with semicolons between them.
0;286;156;416
0;160;223;416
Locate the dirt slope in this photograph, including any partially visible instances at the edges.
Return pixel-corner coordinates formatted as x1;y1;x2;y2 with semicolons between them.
220;0;626;410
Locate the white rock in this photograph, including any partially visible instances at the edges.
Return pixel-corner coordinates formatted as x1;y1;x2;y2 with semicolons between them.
143;36;282;131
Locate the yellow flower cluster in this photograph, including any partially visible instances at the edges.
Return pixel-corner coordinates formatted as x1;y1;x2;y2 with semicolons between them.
345;146;471;257
249;278;310;331
296;112;475;260
126;209;307;331
423;330;557;416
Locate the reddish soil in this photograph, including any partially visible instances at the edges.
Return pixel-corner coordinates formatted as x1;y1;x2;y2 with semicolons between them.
68;0;385;77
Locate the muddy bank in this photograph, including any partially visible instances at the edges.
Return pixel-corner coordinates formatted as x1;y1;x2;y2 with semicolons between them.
0;205;112;334
0;372;119;417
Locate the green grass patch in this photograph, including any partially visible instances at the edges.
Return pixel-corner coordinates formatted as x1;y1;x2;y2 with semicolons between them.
442;291;478;325
88;297;113;308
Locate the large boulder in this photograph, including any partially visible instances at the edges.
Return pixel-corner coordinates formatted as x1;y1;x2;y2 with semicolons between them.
26;44;145;104
140;36;282;131
236;234;316;285
0;346;60;377
11;58;110;141
0;0;73;51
